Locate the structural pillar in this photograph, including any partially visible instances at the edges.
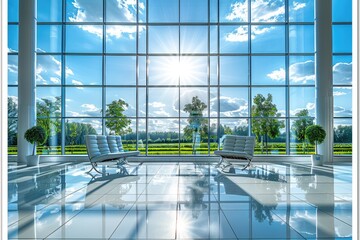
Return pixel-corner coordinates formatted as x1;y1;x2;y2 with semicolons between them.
18;0;37;164
314;0;333;163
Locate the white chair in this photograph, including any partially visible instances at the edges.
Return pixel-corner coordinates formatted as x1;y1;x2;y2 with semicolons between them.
85;135;140;174
214;135;255;171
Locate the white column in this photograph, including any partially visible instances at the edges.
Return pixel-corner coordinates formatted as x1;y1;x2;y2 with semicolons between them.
315;0;333;163
18;0;37;164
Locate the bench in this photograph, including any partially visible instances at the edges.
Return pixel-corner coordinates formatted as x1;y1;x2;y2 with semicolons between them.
214;135;255;171
85;135;140;174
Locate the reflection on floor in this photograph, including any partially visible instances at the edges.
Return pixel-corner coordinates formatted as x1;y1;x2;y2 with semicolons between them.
8;161;352;239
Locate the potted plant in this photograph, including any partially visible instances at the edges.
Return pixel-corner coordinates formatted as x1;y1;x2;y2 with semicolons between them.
24;125;47;166
305;124;326;166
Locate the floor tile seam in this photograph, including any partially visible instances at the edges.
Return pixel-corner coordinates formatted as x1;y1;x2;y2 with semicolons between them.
42;202;99;239
268;210;308;240
175;162;181;239
106;205;136;240
216;207;242;239
317;208;353;227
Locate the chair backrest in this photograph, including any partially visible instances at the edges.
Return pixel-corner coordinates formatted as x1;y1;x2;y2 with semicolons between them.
222;135;255;156
85;135;124;159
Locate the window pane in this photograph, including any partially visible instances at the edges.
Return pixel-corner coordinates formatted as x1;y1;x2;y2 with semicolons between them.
66;56;102;85
332;0;352;22
8;25;18;53
138;87;146;117
220;87;248;117
37;25;62;53
220;25;248;53
138;26;147;54
65;118;102;154
210;87;218;117
334;118;352;155
210;57;218;85
148;119;179;155
220;56;248;85
289;25;314;53
139;0;147;23
138;118;146;154
251;0;285;22
289;87;315;117
65;87;102;117
139;56;146;85
289;56;315;85
210;26;218;53
66;25;103;53
106;25;137;53
37;87;62;116
8;0;19;22
38;0;62;22
219;0;248;23
333;56;352;85
252;56;285;85
106;56;136;85
8;55;18;85
180;57;208;86
332;25;352;53
106;0;137;22
148;88;179;117
106;87;136;117
251;87;286;117
209;119;219;152
251;25;285;53
180;118;208;155
8;118;18;154
37;55;62;85
210;0;218;22
148;56;179;85
148;0;179;23
289;0;314;22
66;0;103;22
180;26;208;54
181;0;208;22
180;87;208;117
148;26;179;54
219;118;249;138
333;87;352;117
8;87;18;117
290;118;314;155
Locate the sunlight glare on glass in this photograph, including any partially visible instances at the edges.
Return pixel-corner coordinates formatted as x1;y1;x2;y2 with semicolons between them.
163;57;200;85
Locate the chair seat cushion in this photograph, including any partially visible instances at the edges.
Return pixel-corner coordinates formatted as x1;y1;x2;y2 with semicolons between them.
90;151;140;163
214;150;253;160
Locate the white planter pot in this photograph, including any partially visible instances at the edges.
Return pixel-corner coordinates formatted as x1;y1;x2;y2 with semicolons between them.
311;154;323;166
27;155;40;166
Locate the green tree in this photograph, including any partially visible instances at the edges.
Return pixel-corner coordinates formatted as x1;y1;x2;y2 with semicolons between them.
291;109;314;153
251;93;285;154
8;97;18;145
36;97;61;146
334;125;352;143
104;99;132;135
183;96;208;141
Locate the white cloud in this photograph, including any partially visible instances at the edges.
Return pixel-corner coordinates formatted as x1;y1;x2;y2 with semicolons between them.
81;103;100;116
69;0;144;38
225;1;248;22
72;80;84;89
267;60;315;84
36;54;65;84
50;77;61;84
213;96;248;117
225;26;248;42
8;64;18;73
333;62;352;84
149;102;166;108
292;1;306;11
251;0;285;22
289;60;315;84
66;110;81;117
333;91;347;97
267;68;285;81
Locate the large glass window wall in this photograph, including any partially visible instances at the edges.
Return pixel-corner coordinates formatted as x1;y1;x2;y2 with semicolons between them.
7;0;352;156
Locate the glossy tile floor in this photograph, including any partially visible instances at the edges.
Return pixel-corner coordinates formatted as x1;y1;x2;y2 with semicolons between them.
8;161;352;239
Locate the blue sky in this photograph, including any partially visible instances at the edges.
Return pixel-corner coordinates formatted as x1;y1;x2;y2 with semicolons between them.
8;0;352;134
